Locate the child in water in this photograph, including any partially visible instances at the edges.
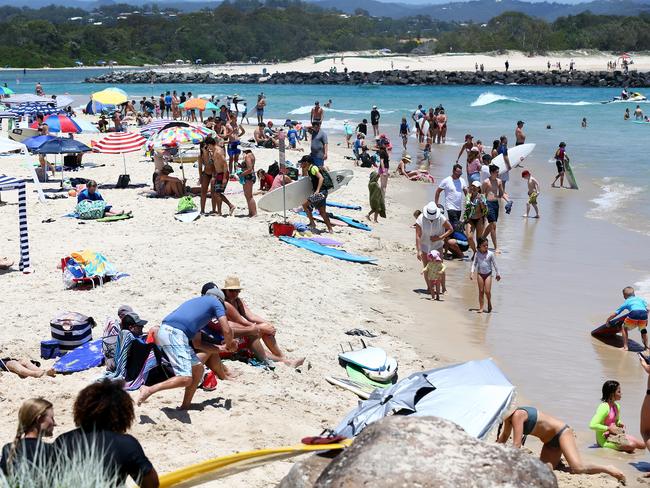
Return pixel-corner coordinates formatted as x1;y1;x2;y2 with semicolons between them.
422;250;445;300
470;237;501;313
605;286;649;351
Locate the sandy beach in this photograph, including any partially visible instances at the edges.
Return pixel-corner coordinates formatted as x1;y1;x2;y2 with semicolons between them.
137;50;650;77
0;102;647;488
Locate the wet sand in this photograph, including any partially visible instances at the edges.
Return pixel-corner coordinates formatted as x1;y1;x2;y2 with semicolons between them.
383;137;650;484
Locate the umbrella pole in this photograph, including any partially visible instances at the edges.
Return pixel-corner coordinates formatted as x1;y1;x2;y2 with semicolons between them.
279;133;287;223
122;152;127;175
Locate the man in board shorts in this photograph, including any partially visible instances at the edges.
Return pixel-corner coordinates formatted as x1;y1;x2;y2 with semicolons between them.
605;286;649;351
482;164;509;254
137;288;236;409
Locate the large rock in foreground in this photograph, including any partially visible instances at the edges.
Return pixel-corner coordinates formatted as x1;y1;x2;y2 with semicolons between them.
280;416;557;488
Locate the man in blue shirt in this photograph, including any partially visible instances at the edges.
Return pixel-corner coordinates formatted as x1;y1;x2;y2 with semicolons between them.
606;286;649;351
138;285;235;409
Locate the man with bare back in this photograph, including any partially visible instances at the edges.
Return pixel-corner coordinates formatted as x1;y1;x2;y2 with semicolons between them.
212;142;235;216
482;164;509;253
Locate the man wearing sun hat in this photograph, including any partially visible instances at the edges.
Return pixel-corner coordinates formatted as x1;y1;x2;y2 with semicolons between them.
137;285;236;409
415;202;453;291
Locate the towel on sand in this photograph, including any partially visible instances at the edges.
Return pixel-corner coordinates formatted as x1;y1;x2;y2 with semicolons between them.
368;172;386;218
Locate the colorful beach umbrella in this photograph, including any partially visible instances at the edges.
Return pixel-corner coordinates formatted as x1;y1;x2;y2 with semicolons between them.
147;125;215;150
139;118;176;136
179;98;217;111
29;114;81;134
0;86;14;95
93;132;146;175
92;87;128;105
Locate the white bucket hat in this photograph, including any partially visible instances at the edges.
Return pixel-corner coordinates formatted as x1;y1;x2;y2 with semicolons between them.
422;202;441;220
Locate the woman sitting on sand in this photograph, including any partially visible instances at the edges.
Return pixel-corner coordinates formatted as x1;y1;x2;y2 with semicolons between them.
498;406;625;482
590;380;646;452
221;276;304;368
0;357;55;379
154;164;185;198
76;180;129;218
0;398;56;476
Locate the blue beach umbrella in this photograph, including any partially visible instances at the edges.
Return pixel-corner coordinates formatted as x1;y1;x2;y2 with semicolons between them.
30;136;92;187
23;135;57;152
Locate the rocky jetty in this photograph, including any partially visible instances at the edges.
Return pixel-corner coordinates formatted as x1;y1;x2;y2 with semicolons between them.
86;68;650;87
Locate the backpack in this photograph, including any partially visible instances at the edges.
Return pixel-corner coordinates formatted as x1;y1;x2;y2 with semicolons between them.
76;199;106;220
177;196;196;213
320;167;334;191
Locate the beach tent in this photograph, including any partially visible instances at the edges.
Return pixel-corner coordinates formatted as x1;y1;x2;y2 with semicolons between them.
334;359;515;440
0;175;31;272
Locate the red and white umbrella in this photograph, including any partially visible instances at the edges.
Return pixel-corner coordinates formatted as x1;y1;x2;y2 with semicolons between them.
92;132;146;175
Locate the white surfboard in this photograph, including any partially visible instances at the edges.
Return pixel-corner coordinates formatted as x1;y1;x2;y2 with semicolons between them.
492;143;535;177
258;169;353;213
175;210;200;222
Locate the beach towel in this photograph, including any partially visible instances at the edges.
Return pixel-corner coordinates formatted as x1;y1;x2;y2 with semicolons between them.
102;317;120;371
70;250;118;278
368;172;386;218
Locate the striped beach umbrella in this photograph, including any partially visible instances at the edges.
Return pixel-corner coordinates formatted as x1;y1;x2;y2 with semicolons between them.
9;103;64;117
146;125;215;150
92;131;146;174
29;114;81;134
139;118;176;137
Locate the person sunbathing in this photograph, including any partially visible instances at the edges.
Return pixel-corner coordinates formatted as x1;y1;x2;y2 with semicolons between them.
154;165;185;198
222;276;304;368
0;357;55;378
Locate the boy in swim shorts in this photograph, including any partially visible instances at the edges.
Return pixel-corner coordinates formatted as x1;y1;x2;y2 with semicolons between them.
606;286;649;351
521;170;540;218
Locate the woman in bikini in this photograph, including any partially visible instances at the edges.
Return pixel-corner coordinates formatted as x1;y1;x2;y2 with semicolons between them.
436;109;447;144
498;406;624;482
198;136;218;215
427;108;437;144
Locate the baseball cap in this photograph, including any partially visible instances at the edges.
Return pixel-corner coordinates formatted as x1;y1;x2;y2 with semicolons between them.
121;312;147;328
117;305;134;317
471;180;481;188
201;282;225;302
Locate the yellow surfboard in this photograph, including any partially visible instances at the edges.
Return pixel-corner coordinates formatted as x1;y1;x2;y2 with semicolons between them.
157;440;352;488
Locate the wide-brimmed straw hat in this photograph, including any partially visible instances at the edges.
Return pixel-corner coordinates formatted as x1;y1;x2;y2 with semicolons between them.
402;154;412;163
223;276;242;290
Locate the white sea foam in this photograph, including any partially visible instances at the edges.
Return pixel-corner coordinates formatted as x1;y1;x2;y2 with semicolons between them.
470;91;596;107
588;179;643;217
634;276;650;298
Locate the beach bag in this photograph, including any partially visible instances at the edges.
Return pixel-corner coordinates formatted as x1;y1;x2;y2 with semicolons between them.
116;174;130;188
267;162;280;177
177;196;196;213
50;312;96;353
320;167;334;191
76;200;106;220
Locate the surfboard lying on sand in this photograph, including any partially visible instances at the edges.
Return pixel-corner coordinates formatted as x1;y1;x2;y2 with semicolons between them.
53;339;104;373
327;213;371;231
175;210;200;223
258;169;353;212
279;236;376;264
158;441;352;488
328;201;361;211
96;214;133;222
492;143;536;177
325;376;375;399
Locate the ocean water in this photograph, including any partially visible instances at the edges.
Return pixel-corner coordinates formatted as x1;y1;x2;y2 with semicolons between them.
4;68;649;235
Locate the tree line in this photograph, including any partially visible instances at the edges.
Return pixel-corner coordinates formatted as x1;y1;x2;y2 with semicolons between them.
0;2;648;68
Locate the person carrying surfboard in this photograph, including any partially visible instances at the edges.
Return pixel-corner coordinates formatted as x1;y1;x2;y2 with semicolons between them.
299;155;334;233
551;142;568;189
605;286;649;351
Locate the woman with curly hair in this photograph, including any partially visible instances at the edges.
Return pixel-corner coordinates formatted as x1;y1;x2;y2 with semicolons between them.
54;379;159;488
1;398;55;475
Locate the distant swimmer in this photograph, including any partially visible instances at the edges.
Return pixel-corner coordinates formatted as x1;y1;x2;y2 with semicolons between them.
514;120;525;146
624;108;630;120
635;105;644;120
581;117;587;128
498;407;625;483
323;99;332;108
604;286;648;352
